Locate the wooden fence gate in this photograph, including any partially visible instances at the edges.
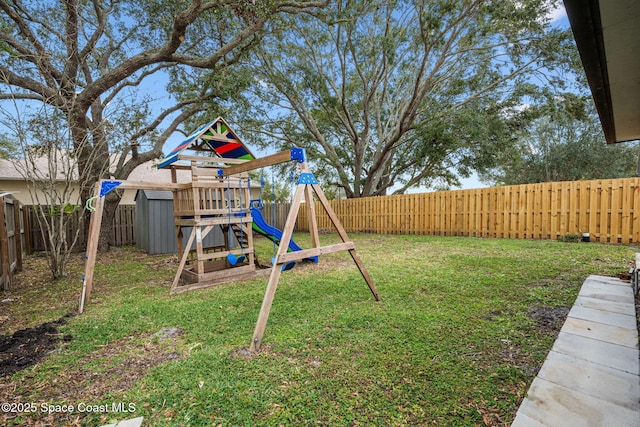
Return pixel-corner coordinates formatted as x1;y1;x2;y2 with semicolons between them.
0;196;23;290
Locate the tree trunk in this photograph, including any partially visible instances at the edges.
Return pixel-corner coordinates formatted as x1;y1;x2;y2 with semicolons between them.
97;192;121;252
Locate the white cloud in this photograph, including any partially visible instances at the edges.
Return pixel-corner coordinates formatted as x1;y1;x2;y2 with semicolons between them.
546;3;567;22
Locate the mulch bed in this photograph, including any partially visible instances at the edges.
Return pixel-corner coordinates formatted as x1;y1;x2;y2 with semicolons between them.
0;315;73;377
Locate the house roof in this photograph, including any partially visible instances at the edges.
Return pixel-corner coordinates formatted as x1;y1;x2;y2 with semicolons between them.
563;0;640;143
0;155;78;180
134;189;174;201
158;117;255;169
0;155;191;183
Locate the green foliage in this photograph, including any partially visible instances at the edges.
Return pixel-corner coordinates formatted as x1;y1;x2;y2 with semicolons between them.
0;133;18;159
559;233;582;243
45;203;80;217
482;94;638;185
0;0;326;252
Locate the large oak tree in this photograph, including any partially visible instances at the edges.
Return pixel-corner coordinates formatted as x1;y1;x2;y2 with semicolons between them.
0;0;325;252
242;0;577;197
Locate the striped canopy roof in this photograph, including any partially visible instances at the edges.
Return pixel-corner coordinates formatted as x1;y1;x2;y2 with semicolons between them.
158;117;255;169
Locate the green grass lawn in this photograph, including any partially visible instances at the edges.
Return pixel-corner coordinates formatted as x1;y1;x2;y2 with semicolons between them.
0;233;636;426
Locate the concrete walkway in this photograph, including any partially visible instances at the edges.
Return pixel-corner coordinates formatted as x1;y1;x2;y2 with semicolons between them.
101;416;144;427
512;275;639;427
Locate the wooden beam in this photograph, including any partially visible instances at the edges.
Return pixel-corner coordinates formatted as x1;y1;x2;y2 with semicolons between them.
79;185;104;313
221;151;292;177
275;242;354;264
170;227;197;293
250;182;306;352
104;180;190;191
23;206;32;256
304;184;320;248
0;197;10;290
171;267;269;294
13;200;22;272
311;183;380;301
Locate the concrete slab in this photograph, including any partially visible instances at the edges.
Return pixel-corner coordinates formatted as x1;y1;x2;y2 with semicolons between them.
511;412;546;427
552;331;640;374
116;418;144;427
568;304;637;329
512;377;640;427
583;275;632;290
579;284;632;298
573;295;636;316
100;417;144;427
560;316;638;348
537;350;639;410
512;275;639;427
578;278;634;303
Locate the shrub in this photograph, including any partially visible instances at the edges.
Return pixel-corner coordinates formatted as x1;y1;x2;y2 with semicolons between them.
559;233;582;243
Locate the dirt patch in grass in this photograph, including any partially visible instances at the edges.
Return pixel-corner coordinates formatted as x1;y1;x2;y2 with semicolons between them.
0;327;185;426
0;247;178;337
228;343;275;358
0;315;73;377
527;306;570;334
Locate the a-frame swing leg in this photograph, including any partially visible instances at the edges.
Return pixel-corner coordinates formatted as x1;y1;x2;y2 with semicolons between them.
170;227;198;293
312;183;380;301
79;185;105;314
250;182;305;352
249;169;380;352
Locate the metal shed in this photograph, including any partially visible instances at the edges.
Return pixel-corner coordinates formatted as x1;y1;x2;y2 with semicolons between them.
135;190;227;254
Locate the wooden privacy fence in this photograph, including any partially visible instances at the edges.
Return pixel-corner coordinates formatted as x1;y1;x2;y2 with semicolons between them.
296;178;640;244
24;204;136;253
261;202;291;231
0;196;24;290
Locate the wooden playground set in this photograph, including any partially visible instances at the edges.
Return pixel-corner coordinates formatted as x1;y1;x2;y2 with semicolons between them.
79;117;379;351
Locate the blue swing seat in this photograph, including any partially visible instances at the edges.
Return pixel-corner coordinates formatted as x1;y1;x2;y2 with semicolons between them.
227;253;247;265
271;256;295;271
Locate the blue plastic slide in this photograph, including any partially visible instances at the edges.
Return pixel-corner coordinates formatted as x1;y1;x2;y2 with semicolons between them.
250;207;318;263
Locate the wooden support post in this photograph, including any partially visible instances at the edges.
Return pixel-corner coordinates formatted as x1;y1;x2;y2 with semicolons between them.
250;165;380;352
312;183;380;301
79;184;104;313
23;206;32;256
175;226;184;263
250;183;306;352
304;184;320;248
13;200;22;272
249;259;284;352
170;227;197;293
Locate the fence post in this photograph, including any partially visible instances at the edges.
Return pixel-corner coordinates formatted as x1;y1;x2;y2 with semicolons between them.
0;197;11;290
14;199;22;272
22;206;32;256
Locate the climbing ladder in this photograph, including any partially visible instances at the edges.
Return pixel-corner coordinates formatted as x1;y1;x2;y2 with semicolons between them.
224;223;249;254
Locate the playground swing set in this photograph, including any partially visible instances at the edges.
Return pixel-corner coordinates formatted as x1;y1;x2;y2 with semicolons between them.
79;117;379;351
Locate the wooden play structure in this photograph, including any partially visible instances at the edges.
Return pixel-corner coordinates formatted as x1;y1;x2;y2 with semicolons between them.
79;117;379;351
